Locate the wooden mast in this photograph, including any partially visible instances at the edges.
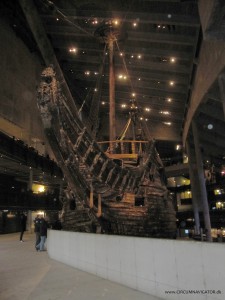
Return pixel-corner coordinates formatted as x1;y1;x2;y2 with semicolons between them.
108;37;116;154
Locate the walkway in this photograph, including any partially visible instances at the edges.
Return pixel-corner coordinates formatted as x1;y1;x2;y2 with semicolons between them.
0;232;162;300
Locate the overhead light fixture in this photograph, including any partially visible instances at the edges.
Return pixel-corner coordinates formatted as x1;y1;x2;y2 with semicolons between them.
113;19;119;26
207;124;213;130
69;48;77;53
160;111;170;115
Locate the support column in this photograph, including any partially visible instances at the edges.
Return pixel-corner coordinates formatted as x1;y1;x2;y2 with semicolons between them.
97;194;102;217
28;167;33;191
27;210;33;233
186;140;200;235
218;74;225;119
108;38;116;153
192;120;212;242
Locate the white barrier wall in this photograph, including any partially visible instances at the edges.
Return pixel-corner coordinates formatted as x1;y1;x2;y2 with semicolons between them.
47;230;224;300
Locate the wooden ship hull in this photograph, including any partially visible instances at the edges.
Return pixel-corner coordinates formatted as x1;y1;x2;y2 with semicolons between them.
37;66;177;238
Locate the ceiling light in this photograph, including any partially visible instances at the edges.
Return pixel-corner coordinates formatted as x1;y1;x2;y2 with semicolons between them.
85;71;90;76
56;18;59;21
102;101;105;105
121;104;127;108
113;19;119;26
38;186;45;193
167;98;172;102
140;117;143;120
133;22;137;27
168;14;172;18
120;52;123;56
92;19;98;25
118;74;127;80
137;54;142;59
138;78;141;81
170;57;176;63
132;93;136;97
169;81;175;86
163;122;172;126
207;124;213;130
160;111;170;115
131;55;134;58
94;88;98;92
69;48;77;53
157;25;161;28
145;108;150;112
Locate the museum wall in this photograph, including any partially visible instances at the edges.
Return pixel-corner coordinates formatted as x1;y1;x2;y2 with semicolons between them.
0;19;48;154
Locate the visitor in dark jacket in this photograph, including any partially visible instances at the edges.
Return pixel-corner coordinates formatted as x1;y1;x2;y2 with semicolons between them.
36;217;48;251
19;212;27;242
34;214;41;248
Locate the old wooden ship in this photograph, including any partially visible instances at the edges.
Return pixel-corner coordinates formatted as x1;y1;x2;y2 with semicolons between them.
37;17;176;238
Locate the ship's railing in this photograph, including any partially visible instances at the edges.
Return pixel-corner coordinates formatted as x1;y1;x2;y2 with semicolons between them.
97;140;149;160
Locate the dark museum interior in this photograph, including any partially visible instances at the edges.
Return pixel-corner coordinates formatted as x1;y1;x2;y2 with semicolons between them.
0;0;225;242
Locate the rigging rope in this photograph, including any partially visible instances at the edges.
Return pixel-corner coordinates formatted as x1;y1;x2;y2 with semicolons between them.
88;44;107;138
78;88;92;114
39;0;95;38
115;40;153;141
118;118;132;140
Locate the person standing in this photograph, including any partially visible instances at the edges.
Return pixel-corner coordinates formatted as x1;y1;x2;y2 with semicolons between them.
36;217;48;251
34;214;41;248
19;212;27;242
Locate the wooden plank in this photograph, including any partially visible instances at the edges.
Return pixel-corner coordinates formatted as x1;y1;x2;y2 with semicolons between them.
105;153;138;159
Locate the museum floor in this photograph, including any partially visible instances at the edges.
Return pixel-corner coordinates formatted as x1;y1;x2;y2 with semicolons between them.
0;232;162;300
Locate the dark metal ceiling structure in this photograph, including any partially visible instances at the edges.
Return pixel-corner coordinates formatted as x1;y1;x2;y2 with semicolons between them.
1;0;225;185
33;0;200;139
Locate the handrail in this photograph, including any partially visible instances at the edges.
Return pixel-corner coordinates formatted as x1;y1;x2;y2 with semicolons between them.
97;140;149;144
